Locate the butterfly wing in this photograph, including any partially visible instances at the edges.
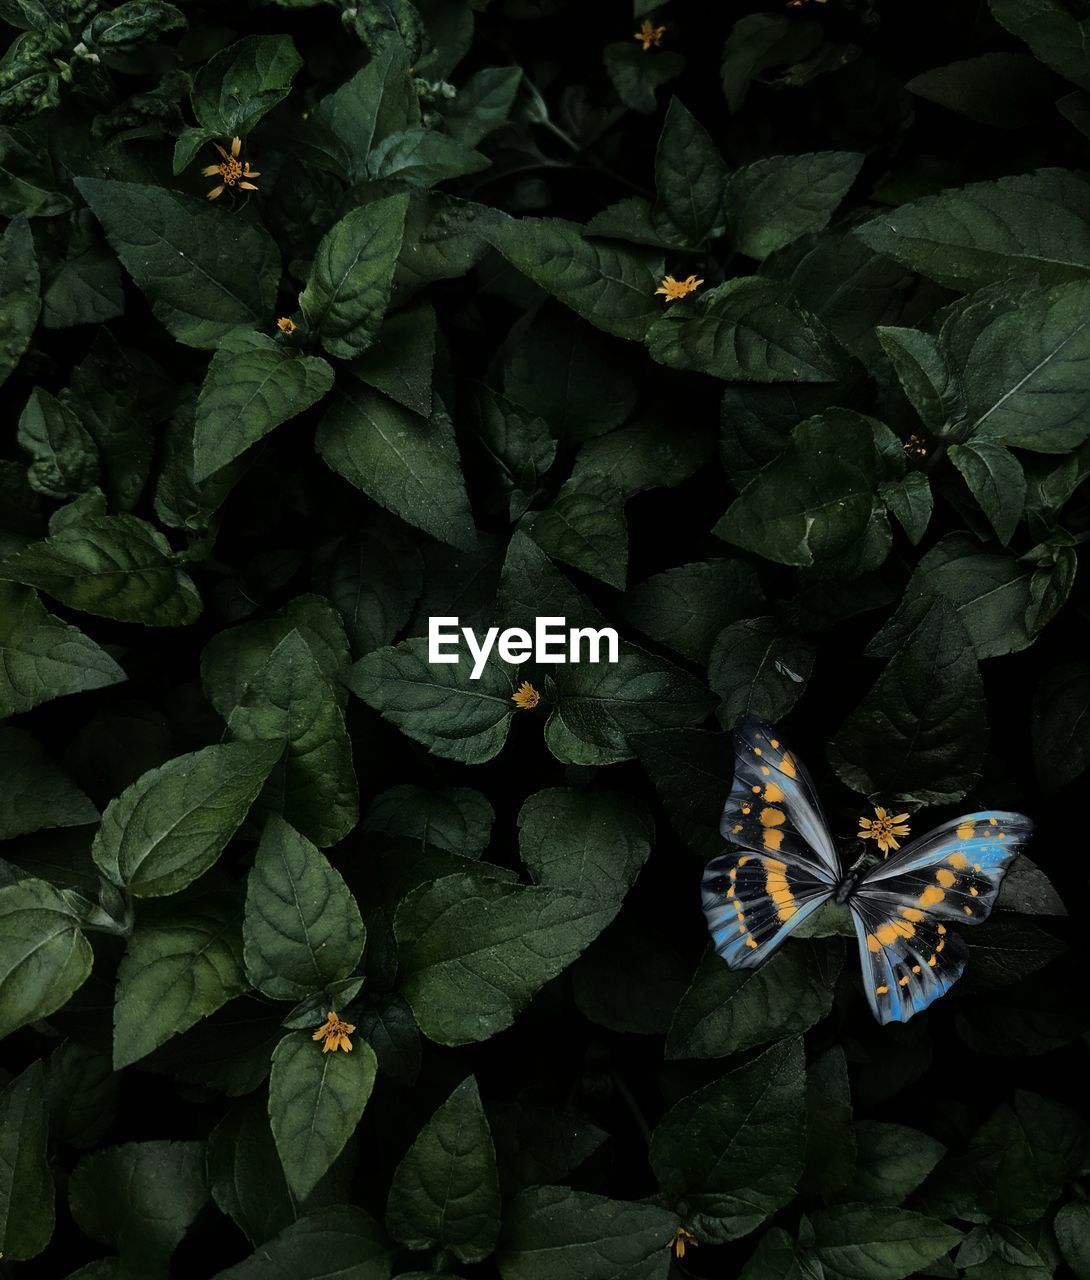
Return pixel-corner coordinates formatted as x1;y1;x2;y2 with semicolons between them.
719;715;841;882
848;810;1033;1023
703;716;839;969
702;849;834;968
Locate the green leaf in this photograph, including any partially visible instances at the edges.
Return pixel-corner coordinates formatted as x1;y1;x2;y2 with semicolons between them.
720;13;823;112
1033;661;1090;794
18;387;99;500
191;34;302;138
207;1095;352;1246
76;178;280;349
300;195;410;361
950;280;1090;453
316;523;422;660
503;305;639;444
497;1186;677;1280
304;46;417;184
603;42;684;114
468;381;555;520
349;303;435;416
0;1061;53;1261
244;816;365;1002
808;1205;962;1280
0;513;202;626
193;332;334;481
91;741;281;897
364;785;493;856
317;385;475;550
715;411;879;566
801;1047;855;1199
546;643;714;767
0;582;124;718
43;1039;117;1148
870;533;1034;660
708;617;815;727
113;895;248;1068
0;725;97;838
40;209;123;330
666;941;843;1059
444;66;521;146
631;728;732;859
855;169;1090;292
623;560;763;663
212;1205;394;1280
484;216;662;342
227;631;359;846
347;637;515;765
1055;1202;1090;1280
0;213;38;386
489;1104;607;1197
906;52;1054;129
387;1076;500;1261
728;152;863;261
268;1029;377;1200
83;2;186;52
68;331;155;512
876;326;960;433
0;878;92;1040
654;98;728;245
647;277;848;382
852;1122;946;1206
368;129;489;187
988;0;1090;90
829;596;986;805
949;442;1025;543
201;594;351;719
572;912;690;1037
569;415;713;500
68;1141;207;1273
649;1037;806;1243
879;472;933;546
530;477;628;589
518;786;651;902
395;872;617;1045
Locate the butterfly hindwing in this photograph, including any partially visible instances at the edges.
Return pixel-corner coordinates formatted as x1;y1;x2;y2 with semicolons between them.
702;848;833;968
848;891;968;1024
848;810;1033;1024
719;715;841;883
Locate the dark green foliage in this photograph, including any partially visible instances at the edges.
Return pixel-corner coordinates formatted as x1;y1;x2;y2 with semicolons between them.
0;1;1085;1277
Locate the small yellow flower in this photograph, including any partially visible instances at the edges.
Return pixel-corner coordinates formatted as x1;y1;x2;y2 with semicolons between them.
634;18;666;49
276;316;297;336
671;1228;698;1259
201;136;260;200
859;807;911;856
655;274;704;302
903;432;928;459
312;1010;355;1053
511;681;541;710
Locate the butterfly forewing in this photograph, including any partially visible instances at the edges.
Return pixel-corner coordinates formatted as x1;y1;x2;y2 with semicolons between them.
719;715;841;883
703;716;839;969
848;810;1033;1024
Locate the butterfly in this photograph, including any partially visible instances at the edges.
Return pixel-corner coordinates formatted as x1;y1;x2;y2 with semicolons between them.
701;715;1034;1024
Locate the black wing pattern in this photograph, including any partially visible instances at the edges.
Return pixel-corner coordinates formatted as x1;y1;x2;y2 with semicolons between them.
848;810;1033;1023
702;716;839;969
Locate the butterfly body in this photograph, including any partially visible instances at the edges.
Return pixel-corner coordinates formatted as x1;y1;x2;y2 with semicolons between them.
702;715;1033;1024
